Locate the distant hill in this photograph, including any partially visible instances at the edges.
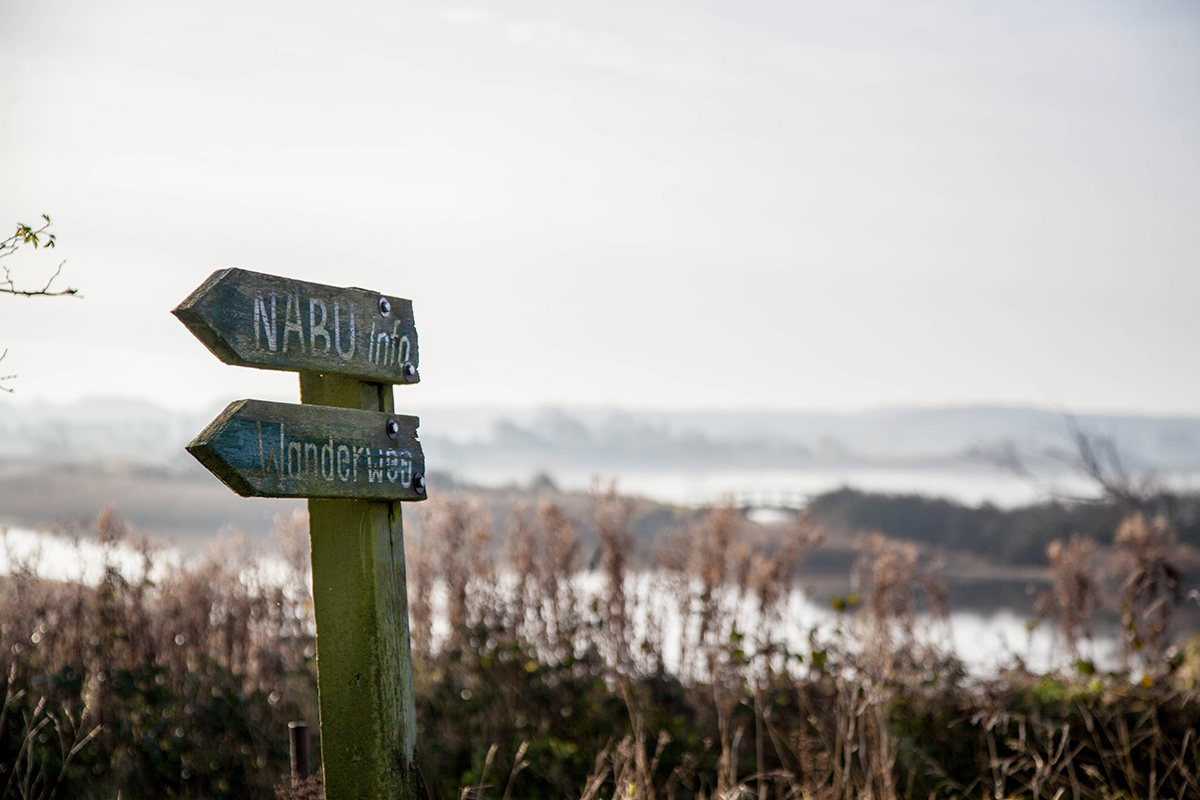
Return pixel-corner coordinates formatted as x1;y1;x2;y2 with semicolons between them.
4;397;1200;473
418;404;1200;475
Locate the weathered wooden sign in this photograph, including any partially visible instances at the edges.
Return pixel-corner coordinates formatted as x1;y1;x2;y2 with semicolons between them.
173;267;420;384
176;268;424;800
186;399;426;501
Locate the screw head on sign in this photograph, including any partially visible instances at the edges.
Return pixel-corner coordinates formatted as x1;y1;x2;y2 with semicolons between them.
402;362;417;383
377;296;392;317
414;473;426;495
385;417;399;441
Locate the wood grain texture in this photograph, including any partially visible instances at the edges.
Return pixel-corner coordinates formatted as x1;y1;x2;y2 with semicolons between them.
185;398;426;501
303;374;420;800
173;268;420;384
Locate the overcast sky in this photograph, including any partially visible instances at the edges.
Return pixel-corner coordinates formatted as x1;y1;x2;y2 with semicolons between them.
1;0;1198;416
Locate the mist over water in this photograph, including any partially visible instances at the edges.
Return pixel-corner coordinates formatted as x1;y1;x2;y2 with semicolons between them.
450;463;1114;508
441;459;1200;511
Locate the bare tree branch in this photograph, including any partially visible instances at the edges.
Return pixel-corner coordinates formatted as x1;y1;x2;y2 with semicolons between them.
993;413;1170;513
0;349;15;394
1059;414;1160;510
1;261;78;297
0;215;79;298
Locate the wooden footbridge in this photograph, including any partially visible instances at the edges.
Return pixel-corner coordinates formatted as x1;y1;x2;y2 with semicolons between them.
688;488;814;514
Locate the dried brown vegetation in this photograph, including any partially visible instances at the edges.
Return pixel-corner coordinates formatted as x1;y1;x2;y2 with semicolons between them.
0;497;1198;800
1115;513;1183;671
0;508;317;799
1041;535;1101;662
404;495;1200;800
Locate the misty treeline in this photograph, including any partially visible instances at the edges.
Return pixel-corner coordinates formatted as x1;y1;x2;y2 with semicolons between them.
809;421;1200;569
1;484;1199;800
810;487;1200;565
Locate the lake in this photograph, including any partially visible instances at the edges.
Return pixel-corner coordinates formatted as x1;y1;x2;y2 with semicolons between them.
1;524;1120;677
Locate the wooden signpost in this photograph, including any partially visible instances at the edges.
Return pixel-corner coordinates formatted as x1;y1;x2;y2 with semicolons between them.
175;269;426;800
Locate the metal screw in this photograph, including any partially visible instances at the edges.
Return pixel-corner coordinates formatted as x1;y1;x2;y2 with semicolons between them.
385;417;399;441
413;473;426;495
402;362;417;383
377;296;391;317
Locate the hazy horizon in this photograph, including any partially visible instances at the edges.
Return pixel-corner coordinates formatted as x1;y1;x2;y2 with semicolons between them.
10;389;1200;422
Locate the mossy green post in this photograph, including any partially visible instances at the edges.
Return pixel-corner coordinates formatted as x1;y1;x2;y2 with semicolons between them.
300;371;419;800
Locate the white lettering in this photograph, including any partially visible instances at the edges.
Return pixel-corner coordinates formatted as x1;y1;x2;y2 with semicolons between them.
257;421;280;473
394;324;409;367
376;332;391;367
282;294;305;354
366;448;384;483
337;445;351;481
253;291;278;352
321;438;335;481
287;441;302;478
399;458;412;488
334;302;356;361
386;448;399;483
309;299;330;356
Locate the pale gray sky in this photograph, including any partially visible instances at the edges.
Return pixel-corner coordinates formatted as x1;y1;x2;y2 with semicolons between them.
1;0;1198;415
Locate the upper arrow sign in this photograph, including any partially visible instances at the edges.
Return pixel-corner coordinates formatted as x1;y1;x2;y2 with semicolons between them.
187;399;427;500
174;268;420;384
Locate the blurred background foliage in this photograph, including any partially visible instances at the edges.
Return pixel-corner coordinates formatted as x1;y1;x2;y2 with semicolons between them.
0;490;1198;799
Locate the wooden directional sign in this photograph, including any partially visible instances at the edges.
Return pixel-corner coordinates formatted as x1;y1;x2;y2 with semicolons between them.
173;268;420;384
176;266;427;799
186;399;427;501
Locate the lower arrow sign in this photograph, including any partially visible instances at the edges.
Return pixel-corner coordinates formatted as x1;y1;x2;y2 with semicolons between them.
187;399;427;500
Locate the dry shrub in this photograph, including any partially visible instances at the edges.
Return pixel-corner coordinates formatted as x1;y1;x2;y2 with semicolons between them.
593;480;635;665
1039;534;1102;663
850;532;952;685
274;773;323;800
504;500;538;646
768;532;956;800
636;504;829;800
493;496;585;663
422;493;495;646
1115;512;1183;672
963;677;1200;800
0;508;317;800
405;505;436;657
535;499;584;660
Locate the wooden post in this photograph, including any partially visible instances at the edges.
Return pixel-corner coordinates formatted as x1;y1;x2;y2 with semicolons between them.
300;371;418;800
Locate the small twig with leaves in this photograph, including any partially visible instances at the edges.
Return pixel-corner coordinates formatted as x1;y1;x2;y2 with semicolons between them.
0;215;77;298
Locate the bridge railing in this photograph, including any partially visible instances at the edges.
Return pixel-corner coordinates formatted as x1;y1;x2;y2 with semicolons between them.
685;488;813;511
